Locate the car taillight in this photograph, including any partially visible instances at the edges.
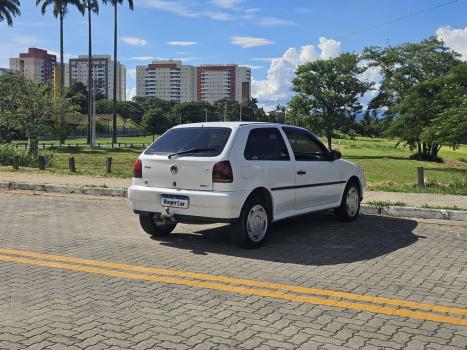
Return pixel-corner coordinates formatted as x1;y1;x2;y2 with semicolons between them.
133;159;142;178
212;161;233;183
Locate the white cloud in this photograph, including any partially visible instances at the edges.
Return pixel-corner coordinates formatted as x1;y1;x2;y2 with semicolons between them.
242;65;264;70
142;0;231;21
436;26;467;60
252;37;342;103
244;8;259;14
210;0;243;8
129;56;157;61
126;87;136;101
121;36;147;46
127;68;136;79
142;0;196;17
255;17;296;27
318;37;341;59
251;57;276;62
204;11;232;21
231;36;274;48
167;41;197;46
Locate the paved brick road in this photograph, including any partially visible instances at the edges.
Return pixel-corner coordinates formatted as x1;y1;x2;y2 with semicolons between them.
0;191;466;350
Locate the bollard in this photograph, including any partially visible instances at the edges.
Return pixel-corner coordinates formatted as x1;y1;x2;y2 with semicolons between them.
38;156;46;170
105;157;112;173
12;155;20;170
68;157;76;172
417;167;425;188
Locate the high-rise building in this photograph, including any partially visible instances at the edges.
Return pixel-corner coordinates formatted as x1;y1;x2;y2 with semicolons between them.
68;55;126;101
9;48;57;84
136;60;196;102
197;64;251;104
135;61;251;104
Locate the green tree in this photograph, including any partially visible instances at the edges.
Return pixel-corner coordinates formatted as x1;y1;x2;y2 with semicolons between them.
36;0;85;91
0;0;20;26
290;53;369;149
212;99;239;121
116;101;144;123
95;99;112;114
102;0;133;144
268;105;287;123
422;63;467;149
357;110;386;138
364;37;460;110
168;101;211;125
64;82;88;114
0;75;76;154
391;63;467;160
133;96;175;115
141;108;172;140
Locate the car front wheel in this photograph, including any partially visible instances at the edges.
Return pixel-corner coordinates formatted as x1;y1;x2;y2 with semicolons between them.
335;181;361;221
231;197;270;249
139;214;177;237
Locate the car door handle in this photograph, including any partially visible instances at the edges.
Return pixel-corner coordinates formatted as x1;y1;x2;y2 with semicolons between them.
297;170;306;175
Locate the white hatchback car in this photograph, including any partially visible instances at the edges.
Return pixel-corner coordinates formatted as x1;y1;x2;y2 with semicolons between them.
128;122;365;248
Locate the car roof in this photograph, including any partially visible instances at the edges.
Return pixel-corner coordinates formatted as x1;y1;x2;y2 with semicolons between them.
172;121;283;129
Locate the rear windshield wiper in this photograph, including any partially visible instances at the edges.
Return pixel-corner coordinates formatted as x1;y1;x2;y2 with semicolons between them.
168;148;215;159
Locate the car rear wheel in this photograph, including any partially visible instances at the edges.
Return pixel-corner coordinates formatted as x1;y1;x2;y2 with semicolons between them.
231;197;270;248
139;214;177;237
335;181;361;221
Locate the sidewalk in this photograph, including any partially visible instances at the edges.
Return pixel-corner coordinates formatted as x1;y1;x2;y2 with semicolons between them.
1;171;466;209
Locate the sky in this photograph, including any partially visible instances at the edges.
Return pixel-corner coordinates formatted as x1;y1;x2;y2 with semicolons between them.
1;0;467;110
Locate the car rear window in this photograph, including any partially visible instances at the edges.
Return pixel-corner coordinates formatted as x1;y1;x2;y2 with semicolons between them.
145;127;232;157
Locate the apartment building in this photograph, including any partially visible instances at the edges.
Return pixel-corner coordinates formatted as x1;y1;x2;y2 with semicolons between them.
136;61;251;104
68;55;126;101
197;64;251;104
136;60;196;102
9;48;56;84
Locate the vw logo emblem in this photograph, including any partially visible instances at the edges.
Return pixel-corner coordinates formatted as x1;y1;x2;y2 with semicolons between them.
170;165;178;175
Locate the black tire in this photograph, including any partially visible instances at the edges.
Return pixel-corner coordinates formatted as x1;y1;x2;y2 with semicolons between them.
139;214;177;237
335;181;361;222
230;196;270;249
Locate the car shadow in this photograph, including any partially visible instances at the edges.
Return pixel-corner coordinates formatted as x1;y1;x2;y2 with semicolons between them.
155;213;420;266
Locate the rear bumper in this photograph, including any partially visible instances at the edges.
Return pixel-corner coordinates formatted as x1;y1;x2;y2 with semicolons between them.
128;185;248;221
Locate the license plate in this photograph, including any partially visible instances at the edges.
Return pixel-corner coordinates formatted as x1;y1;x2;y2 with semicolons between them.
161;194;189;209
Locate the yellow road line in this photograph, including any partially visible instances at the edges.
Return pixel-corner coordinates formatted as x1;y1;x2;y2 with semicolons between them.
0;254;466;327
0;247;466;317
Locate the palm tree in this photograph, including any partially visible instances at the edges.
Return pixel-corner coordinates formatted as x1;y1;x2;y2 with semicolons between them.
36;0;85;92
103;0;133;144
0;0;21;26
84;0;99;144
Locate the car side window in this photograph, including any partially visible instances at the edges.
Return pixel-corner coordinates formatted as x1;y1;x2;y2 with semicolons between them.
283;127;327;161
244;128;290;161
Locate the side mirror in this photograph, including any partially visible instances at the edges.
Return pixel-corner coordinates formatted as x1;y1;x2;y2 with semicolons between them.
329;150;341;160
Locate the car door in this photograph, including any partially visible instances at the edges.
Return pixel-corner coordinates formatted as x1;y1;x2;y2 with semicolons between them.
243;127;295;218
282;127;343;210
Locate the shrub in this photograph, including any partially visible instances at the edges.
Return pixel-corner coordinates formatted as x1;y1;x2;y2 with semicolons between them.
0;144;54;167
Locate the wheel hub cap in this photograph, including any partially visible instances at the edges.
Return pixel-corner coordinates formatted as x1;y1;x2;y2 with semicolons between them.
346;187;359;217
247;205;268;242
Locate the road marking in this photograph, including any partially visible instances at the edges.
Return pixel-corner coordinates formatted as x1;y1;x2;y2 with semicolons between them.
0;247;466;317
0;252;466;327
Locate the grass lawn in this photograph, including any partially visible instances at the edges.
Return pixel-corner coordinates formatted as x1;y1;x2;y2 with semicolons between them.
3;136;467;195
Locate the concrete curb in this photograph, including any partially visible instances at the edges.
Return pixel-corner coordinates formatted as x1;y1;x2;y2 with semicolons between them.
361;204;467;222
0;181;127;198
1;181;466;222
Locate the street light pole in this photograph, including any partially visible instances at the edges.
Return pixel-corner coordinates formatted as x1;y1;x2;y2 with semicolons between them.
205;108;208;122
